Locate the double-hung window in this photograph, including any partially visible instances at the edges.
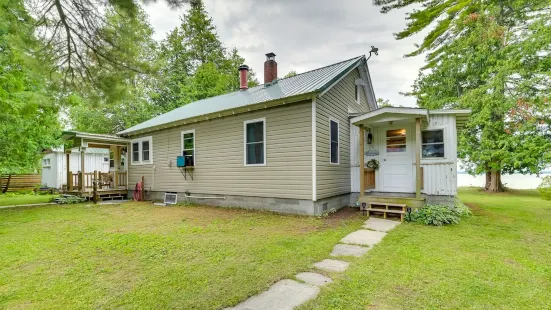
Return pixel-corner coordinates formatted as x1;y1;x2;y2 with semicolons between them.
330;119;339;164
181;130;195;167
422;129;445;158
130;136;153;165
244;118;266;166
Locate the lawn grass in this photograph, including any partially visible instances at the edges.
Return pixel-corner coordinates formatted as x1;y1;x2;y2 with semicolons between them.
301;188;551;309
0;203;363;309
0;194;57;207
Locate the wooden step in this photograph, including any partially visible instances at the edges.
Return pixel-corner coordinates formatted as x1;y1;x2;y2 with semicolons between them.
364;208;405;214
369;202;406;208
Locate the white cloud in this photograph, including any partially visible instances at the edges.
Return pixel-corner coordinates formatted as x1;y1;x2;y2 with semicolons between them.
143;0;426;107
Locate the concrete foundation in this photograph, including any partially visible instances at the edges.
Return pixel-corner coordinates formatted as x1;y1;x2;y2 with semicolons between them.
130;191;355;216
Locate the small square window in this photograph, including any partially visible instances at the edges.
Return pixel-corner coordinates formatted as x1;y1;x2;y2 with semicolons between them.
386;129;407;153
422;130;445;158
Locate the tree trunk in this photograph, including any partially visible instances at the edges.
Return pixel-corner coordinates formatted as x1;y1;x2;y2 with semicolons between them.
485;171;492;190
487;170;505;192
2;174;11;193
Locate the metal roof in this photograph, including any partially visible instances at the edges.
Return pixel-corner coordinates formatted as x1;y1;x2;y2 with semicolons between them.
118;55;365;135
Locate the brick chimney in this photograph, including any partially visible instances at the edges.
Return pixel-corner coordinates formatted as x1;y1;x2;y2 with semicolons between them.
238;64;249;90
264;52;277;84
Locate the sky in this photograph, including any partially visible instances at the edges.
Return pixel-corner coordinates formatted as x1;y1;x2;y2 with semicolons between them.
143;0;427;107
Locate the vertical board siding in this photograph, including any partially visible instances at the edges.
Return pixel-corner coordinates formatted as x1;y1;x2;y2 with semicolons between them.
317;68;370;199
42;151;110;189
128;101;312;200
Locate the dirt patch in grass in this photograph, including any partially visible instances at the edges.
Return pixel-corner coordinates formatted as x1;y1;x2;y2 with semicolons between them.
323;207;362;227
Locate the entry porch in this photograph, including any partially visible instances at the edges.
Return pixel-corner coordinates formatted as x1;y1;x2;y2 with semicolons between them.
350;107;470;217
61;131;129;201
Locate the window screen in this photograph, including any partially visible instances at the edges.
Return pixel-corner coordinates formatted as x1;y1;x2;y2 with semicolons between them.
142;140;150;161
245;121;264;165
132;142;139;162
182;132;195;166
330;120;339;164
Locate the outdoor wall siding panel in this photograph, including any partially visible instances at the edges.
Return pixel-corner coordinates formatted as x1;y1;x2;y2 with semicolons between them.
347;68;371;114
128;101;312;200
316;70;360;199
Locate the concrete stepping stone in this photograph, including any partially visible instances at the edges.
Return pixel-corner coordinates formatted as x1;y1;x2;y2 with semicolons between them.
226;279;319;310
363;217;401;232
296;272;333;287
340;229;386;246
330;244;370;257
313;259;349;272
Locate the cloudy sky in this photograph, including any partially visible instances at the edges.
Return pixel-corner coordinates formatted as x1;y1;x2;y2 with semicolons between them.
144;0;426;107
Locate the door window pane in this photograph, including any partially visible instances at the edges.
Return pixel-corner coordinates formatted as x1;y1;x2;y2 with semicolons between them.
386;129;406;153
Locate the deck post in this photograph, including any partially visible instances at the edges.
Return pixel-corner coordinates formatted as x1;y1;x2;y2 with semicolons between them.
359;125;365;197
415;118;422;199
114;146;120;189
65;152;71;191
93;170;99;203
80;148;85;192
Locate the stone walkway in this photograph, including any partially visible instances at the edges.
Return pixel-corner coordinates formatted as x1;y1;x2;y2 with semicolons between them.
226;217;401;310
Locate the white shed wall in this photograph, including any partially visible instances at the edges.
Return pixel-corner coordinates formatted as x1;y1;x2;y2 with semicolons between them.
41;150;110;189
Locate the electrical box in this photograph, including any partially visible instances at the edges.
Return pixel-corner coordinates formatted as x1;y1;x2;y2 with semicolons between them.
176;156;185;167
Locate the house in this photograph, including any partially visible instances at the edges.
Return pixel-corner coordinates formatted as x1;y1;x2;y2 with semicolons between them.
61;53;470;214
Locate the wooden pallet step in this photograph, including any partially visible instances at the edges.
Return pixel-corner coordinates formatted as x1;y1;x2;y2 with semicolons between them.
364;208;405;214
368;203;406;208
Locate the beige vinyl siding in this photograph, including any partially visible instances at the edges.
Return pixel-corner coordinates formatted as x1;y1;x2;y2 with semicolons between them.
316;71;359;199
347;68;371;114
128;100;312;200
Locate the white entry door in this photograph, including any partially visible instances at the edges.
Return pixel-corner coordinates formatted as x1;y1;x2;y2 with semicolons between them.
380;126;414;193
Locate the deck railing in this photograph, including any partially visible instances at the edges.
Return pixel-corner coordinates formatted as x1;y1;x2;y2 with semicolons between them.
67;171;127;191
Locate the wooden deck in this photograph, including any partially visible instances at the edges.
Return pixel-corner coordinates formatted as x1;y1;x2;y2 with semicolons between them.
65;188;128;198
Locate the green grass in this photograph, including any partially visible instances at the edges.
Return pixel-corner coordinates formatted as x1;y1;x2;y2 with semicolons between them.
0;194;57;206
0;203;363;309
301;188;551;309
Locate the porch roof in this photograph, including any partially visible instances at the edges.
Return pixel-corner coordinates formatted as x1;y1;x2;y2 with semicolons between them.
61;131;129;148
350;107;471;128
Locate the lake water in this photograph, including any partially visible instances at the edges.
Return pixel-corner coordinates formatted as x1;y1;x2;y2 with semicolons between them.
457;173;548;189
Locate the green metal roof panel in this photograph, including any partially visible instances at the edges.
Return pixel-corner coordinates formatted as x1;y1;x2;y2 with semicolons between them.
119;55;364;135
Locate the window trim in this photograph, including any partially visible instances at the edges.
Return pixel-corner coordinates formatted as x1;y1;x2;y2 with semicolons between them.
42;158;51;168
355;85;360;104
421;128;446;159
244;117;267;167
329;118;340;165
181;129;196;167
130;136;153;165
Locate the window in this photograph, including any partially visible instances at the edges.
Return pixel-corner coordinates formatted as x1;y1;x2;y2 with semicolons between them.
422;129;445;158
181;130;195;167
355;85;360;104
244;118;266;166
130;136;153;165
42;158;51;167
386;129;407;153
109;152;115;168
330;119;339;164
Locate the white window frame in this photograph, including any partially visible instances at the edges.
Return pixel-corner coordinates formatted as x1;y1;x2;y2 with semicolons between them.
421;128;446;159
329;118;340;165
244;118;267;167
355;85;360;104
130;136;153;165
42;158;51;168
181;129;196;167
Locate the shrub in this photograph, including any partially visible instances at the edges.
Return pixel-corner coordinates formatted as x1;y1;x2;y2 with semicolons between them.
406;201;472;226
538;176;551;200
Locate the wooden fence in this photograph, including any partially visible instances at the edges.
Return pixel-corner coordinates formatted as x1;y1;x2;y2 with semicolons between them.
1;174;42;193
